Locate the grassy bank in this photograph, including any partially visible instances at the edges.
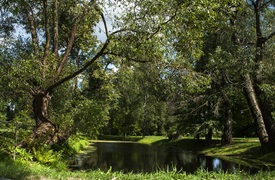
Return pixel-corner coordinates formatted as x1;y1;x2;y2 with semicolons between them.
97;135;275;169
122;136;275;164
98;135;275;166
1;159;275;180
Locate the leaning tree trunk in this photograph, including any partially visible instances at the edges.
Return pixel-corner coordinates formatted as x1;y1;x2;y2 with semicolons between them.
252;0;275;150
243;74;269;148
221;91;233;145
254;86;275;150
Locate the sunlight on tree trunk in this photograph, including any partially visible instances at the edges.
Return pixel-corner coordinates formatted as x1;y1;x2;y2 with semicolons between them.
243;74;269;148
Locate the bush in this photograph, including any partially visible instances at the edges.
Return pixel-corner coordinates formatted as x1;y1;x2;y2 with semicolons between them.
32;145;67;170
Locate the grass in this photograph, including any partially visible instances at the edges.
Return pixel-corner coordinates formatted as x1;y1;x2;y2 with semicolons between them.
1;159;275;180
137;136;170;145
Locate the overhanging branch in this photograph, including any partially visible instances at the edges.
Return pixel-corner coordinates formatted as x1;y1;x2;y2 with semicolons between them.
46;39;110;93
265;31;275;42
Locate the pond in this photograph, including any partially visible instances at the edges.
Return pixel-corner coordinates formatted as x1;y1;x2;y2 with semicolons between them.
70;141;272;174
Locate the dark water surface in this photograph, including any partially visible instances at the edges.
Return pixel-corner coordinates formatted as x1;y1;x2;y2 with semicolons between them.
70;141;272;174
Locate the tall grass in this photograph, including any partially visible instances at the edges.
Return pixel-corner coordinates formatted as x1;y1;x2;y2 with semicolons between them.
1;161;275;180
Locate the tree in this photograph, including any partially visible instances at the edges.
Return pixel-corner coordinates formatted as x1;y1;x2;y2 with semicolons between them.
250;0;275;149
0;0;108;146
227;0;275;149
0;0;170;146
107;62;167;137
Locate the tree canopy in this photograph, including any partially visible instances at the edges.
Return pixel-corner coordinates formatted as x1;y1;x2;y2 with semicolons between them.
0;0;275;151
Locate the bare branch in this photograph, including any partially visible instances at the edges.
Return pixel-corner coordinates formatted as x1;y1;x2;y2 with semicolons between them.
53;0;59;56
42;0;50;79
94;4;109;37
101;13;109;37
56;24;78;76
147;11;177;39
265;31;275;42
23;1;39;57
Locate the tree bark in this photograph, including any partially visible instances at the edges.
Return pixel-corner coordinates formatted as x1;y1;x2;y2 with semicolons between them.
26;89;58;146
254;86;275;150
243;74;269;148
18;89;67;147
252;0;275;150
221;91;233;145
205;128;212;143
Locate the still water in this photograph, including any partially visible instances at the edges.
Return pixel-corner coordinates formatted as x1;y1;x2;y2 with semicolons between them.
70;141;270;174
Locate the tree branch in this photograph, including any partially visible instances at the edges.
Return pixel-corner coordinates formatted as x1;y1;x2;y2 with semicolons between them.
94;4;109;37
47;39;110;93
101;12;109;37
47;24;134;93
53;0;59;56
56;24;78;76
147;8;178;39
107;52;150;63
254;1;262;38
259;0;273;10
23;1;39;57
42;0;50;79
265;31;275;42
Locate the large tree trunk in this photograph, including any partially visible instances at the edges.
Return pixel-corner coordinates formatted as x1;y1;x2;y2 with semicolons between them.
33;90;52;126
252;0;275;150
31;89;58;145
20;89;70;147
254;86;275;150
221;92;233;145
243;74;269;148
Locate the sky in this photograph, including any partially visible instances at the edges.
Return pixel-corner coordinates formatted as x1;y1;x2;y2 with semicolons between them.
0;1;122;73
94;1;124;42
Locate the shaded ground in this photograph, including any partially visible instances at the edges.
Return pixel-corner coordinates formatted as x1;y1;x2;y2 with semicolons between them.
0;151;31;180
97;135;143;142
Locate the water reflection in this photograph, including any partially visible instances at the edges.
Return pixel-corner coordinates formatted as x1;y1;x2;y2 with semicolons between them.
70;142;269;174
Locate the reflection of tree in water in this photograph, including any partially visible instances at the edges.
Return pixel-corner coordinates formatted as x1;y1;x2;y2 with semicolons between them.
73;142;262;173
199;156;240;173
175;150;199;173
163;147;179;170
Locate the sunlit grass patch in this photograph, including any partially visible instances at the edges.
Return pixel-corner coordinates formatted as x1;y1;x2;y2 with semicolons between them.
137;136;168;145
202;139;261;156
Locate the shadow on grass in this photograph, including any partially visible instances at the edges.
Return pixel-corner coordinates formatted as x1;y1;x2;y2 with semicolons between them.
239;145;275;166
164;138;221;151
0;151;32;180
150;139;170;146
97;135;143;142
97;135;222;151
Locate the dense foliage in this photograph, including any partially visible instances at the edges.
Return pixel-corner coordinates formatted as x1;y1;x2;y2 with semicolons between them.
1;0;275;170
